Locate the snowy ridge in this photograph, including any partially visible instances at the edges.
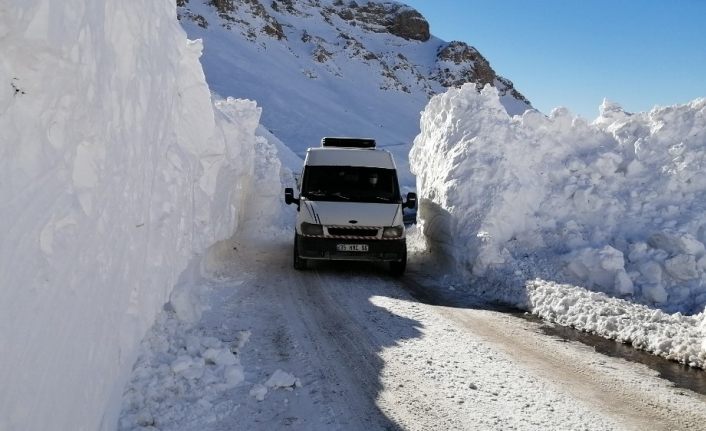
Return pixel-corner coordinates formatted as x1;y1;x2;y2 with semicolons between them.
176;0;531;186
0;2;268;430
410;84;706;367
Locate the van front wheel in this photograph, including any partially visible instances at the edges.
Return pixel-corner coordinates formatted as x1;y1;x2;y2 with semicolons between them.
293;236;308;270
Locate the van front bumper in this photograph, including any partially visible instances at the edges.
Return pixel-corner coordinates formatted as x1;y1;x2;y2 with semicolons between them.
297;234;406;262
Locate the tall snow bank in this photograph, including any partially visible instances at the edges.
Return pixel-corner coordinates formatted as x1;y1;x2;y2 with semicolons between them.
237;125;299;241
411;84;706;315
411;84;706;366
0;2;261;430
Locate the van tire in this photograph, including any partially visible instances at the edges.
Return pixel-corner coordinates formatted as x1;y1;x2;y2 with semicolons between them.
293;236;308;270
389;251;406;277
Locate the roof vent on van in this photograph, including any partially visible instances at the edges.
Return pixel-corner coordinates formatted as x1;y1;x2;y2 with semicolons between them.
321;137;376;148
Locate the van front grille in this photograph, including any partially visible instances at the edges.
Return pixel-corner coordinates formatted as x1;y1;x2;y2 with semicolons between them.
327;227;379;237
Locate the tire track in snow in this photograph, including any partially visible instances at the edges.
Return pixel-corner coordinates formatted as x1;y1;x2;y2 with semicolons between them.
401;276;706;431
247;246;405;430
292;262;621;430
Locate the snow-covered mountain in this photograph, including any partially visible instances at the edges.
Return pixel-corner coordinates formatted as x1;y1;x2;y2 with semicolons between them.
177;0;531;185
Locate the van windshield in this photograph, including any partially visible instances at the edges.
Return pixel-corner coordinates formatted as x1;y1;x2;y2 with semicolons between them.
302;166;401;203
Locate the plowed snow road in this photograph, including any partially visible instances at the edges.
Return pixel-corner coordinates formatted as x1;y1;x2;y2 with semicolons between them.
119;240;706;430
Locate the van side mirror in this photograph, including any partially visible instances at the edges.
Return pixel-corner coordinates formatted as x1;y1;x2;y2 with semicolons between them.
284;188;299;206
405;192;417;209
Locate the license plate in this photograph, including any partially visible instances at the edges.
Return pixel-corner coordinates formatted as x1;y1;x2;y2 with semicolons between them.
336;244;369;252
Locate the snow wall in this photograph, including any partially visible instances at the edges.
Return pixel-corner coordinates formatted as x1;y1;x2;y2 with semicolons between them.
411;84;706;367
0;1;265;430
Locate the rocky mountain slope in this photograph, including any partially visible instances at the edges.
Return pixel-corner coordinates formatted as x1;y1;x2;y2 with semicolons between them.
177;0;531;184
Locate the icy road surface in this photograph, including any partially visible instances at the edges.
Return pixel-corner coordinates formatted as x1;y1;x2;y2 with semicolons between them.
119;240;706;430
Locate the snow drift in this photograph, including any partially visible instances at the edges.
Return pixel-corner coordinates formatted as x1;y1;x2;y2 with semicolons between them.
410;84;706;367
0;2;265;430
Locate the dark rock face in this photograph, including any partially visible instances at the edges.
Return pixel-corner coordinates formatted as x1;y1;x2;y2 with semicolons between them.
244;0;285;39
271;0;297;15
437;41;480;64
209;0;234;15
387;8;429;42
335;2;430;41
176;0;209;27
202;0;285;39
435;41;530;105
313;45;333;63
436;41;495;87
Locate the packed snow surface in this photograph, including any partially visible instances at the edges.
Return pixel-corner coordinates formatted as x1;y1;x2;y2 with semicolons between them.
0;1;270;430
410;84;706;367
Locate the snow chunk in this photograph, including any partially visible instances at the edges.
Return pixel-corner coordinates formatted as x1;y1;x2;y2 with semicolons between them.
664;254;698;281
249;384;268;401
643;284;668;304
171;355;205;380
224;365;245;387
248;369;300;402
265;369;301;390
565;246;633;296
119;311;250;427
202;348;237;366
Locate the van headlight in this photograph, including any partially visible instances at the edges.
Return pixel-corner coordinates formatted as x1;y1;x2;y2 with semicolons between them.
382;225;404;239
301;222;324;236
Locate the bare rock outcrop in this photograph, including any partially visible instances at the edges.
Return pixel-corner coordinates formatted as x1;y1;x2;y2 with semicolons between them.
332;2;430;41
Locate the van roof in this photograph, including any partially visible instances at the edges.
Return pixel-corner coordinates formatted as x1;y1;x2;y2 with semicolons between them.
305;147;396;169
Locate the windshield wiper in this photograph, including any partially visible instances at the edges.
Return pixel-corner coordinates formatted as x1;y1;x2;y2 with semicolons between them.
306;190;351;200
330;192;351;200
